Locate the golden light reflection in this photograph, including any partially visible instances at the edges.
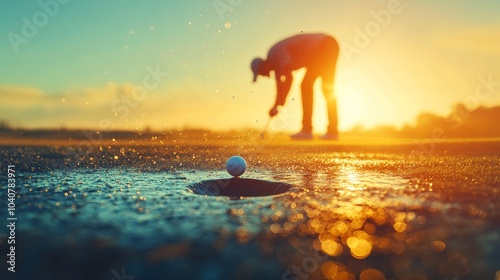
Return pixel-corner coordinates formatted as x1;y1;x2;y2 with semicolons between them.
431;240;446;253
346;170;359;184
350;219;364;230
257;165;448;278
270;223;281;234
359;268;386;280
344;168;361;191
393;222;407;233
283;221;295;231
321;261;355;280
235;226;252;244
321;239;343;257
417;215;427;224
347;236;372;259
334;221;348;234
146;243;190;262
319;231;334;242
321;261;340;278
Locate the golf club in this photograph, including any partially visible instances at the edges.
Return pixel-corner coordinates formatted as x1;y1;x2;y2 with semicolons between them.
259;117;272;139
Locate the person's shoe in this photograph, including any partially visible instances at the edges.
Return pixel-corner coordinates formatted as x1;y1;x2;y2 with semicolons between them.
320;132;339;140
291;130;313;140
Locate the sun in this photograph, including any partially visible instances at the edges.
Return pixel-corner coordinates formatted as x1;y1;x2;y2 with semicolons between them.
311;71;372;133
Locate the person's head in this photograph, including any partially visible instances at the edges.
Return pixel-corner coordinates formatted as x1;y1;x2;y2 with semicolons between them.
251;58;271;82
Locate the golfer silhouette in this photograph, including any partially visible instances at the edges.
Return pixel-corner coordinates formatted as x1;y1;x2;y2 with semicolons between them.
251;33;339;140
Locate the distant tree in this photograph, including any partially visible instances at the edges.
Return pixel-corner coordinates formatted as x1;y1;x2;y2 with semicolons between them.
0;120;11;131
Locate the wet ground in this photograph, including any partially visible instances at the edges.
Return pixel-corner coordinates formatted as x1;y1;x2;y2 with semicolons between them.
0;138;499;280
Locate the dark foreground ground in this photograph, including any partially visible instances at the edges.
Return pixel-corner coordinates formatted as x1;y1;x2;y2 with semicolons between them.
0;137;499;280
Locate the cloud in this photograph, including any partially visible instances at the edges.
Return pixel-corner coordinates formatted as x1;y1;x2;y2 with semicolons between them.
0;81;257;130
0;83;130;128
0;85;46;108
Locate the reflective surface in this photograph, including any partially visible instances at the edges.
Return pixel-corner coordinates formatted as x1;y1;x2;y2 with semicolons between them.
0;142;499;280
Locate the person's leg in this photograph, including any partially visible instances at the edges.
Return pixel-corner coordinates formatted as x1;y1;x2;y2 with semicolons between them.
300;70;317;133
291;70;316;140
319;37;339;135
323;79;338;135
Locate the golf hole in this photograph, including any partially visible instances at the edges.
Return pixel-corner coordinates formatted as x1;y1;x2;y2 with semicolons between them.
187;178;293;197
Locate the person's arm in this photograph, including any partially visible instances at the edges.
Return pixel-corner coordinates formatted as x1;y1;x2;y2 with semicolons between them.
269;71;292;117
275;71;292;106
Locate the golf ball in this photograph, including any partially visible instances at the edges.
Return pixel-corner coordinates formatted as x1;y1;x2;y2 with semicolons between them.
226;156;247;177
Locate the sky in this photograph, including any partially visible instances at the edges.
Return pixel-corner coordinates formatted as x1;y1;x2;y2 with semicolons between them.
1;0;499;133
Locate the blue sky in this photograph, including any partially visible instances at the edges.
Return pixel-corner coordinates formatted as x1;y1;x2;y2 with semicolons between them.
1;0;499;131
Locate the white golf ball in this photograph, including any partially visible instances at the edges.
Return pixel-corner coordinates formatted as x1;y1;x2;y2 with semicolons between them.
226;156;247;177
